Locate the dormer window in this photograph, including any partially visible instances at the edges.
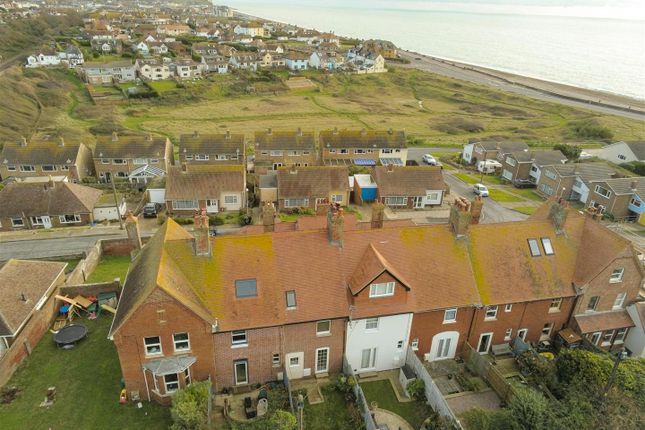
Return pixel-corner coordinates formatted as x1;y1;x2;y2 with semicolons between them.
528;239;541;257
235;279;257;298
369;282;394;298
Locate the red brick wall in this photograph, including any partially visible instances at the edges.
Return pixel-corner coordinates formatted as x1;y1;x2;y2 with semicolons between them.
0;271;66;387
282;319;345;377
410;307;474;358
352;272;408;309
111;289;215;401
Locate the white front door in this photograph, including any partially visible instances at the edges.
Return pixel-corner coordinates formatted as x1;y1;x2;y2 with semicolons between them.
206;199;218;213
477;333;493;354
315;347;329;373
286;352;304;379
42;216;52;229
360;347;377;371
430;331;459;361
413;196;423;209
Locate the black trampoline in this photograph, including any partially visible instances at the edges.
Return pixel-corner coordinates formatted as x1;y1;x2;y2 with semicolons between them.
54;324;88;349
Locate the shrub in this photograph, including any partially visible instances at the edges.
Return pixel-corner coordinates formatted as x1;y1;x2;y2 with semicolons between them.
406;378;426;401
621;161;645;176
170;381;210;430
553;143;582;161
156;213;167;225
172;216;194;225
570;119;613;140
508;387;549;430
461;408;516;430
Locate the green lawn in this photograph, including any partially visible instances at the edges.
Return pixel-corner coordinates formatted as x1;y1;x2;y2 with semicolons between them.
0;317;171;430
304;385;357;430
453;173;479;184
512;206;539;215
147;80;178;93
278;213;315;223
488;189;523;202
360;380;433;429
86;255;131;283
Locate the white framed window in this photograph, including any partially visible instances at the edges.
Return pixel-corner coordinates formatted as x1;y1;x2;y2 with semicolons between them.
195;154;209;161
315;347;329;373
287;150;300;156
185;155;194;160
184;368;191;386
331;194;343;203
133;158;147;165
172;200;198;210
396;340;404;349
587;296;600;311
173;332;190;352
60;165;69;171
549;298;562;312
630;197;642;208
365;317;379;330
234;360;248;385
518;329;528;341
610;268;624;283
601;330;615;346
144;336;162;355
270;150;283;156
541;238;554;255
339;149;349;154
485;305;498;320
289;356;299;367
411;338;419;351
231;330;248;346
101;159;110;164
224;195;238;204
235;279;257;298
443;308;457;323
369;282;395;298
505;157;516;167
42;165;56;171
545;170;557;180
6;165;16;171
11;218;24;227
541;323;553;339
284;198;309;208
613;292;626;309
59;214;81;224
505;304;513;312
113;159;127;165
504;328;512;341
30;216;44;226
528;239;541;257
594;185;611;199
164;373;179;393
615;328;627;343
354;149;365;154
20;165;35;172
285;290;296;309
272;353;280;365
539;183;554;196
150;159;159;164
384;196;406;206
360;347;377;369
589;332;601;345
316;320;331;335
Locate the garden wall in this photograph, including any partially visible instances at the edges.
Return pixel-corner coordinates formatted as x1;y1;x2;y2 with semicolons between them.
343;356;377;430
462;343;518;403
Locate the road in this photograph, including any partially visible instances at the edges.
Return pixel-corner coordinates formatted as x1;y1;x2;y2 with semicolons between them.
0;234;124;261
443;174;528;224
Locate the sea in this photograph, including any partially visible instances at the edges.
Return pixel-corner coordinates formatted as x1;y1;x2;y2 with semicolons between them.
225;0;645;101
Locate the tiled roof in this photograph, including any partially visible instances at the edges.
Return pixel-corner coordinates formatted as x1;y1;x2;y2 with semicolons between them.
179;133;244;154
531;150;567;166
95;135;169;159
0;182;102;217
575;310;635;333
166;166;244;201
596;177;645;196
320;129;405;149
0;260;66;336
551;162;618;184
474;140;528;152
1;137;83;166
254;130;315;150
624;142;645;159
348;244;412;295
373;166;447;196
277;166;349;198
259;173;277;189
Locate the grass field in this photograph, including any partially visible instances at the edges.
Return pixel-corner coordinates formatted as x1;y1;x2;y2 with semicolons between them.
0;317;171;430
360;380;433;429
86;255;131;283
147;80;179;94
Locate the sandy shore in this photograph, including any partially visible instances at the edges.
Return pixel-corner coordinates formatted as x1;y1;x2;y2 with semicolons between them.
398;51;645;120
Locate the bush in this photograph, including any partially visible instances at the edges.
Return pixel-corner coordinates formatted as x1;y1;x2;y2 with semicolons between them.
461;408;516;430
267;410;297;430
156;213;167;225
570;119;613;140
508;387;549;430
170;381;210;430
172;216;194;225
553;143;582;161
621;161;645;176
406;378;426;401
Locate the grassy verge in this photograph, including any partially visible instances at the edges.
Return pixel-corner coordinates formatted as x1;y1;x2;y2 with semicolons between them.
360;380;433;429
488;189;523;202
509;188;544;201
304;385;357;430
0;317;171;430
512;206;539;215
453;173;479;184
86;255;131;283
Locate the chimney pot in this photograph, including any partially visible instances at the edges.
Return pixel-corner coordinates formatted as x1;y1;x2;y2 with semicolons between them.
225;130;231;139
20;137;27;147
59;137;65;147
267;127;272;135
193;130;198;138
333;127;338;135
125;211;142;253
297;127;302;136
388;128;393;135
630;180;637;191
111;132;118;141
193;208;211;256
147;133;153;141
360;128;367;136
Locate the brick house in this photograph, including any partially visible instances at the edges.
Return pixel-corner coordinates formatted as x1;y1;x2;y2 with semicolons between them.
178;131;245;167
319;128;407;166
535;162;619;202
462;140;528;165
499;150;567;183
0;181;102;231
254;129;317;174
276;166;350;212
372;165;448;209
0;260;67;385
0;135;94;182
585;177;645;222
94;133;173;183
109;200;643;403
165;165;246;216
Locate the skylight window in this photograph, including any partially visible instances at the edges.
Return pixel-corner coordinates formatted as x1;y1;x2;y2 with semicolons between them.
528;239;541;257
541;238;554;255
235;279;257;298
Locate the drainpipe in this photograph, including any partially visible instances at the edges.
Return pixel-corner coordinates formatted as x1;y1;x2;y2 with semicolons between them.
143;367;151;402
466;304;482;350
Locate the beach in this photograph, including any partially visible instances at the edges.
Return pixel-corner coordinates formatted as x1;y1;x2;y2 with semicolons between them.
397;51;645;121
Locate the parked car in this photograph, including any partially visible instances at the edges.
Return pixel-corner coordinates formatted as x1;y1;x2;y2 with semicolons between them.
422;154;437;165
513;179;536;189
143;202;161;217
473;184;489;197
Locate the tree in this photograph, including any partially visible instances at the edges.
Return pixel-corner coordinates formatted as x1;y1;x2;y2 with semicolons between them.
508;387;549;430
266;410;297;430
170;381;210;430
553;143;582;161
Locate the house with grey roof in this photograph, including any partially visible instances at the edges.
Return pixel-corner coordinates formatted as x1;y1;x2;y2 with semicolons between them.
535;162;620;203
586;177;645;222
178;131;245;166
462;140;529;165
599;141;645;164
500;149;567;183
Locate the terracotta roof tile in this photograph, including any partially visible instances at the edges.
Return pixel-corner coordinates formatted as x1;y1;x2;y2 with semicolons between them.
320;129;405;149
373;166;447;196
165;166;244;201
575;310;635;333
95;135;169;159
277;166;349;198
0;182;102;218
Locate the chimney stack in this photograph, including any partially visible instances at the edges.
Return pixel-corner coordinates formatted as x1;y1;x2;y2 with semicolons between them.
297;127;302;137
631;180;638;192
20;136;27;147
327;203;344;246
59;137;65;147
449;197;472;237
125;211;142;255
371;202;385;229
333;127;338;135
147;133;153;141
267;127;273;135
386;163;394;173
225;130;231;139
111;131;118;141
470;196;484;225
387;128;393;135
193;209;211;256
262;202;276;233
193;130;199;138
360;128;367;136
548;200;568;233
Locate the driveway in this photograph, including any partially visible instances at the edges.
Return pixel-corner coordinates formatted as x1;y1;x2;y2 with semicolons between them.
408;147;461;164
0;234;124;261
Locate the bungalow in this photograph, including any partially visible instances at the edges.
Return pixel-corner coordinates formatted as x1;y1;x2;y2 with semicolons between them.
80;61;136;84
0;181;102;230
500;150;567;183
373;165;448;209
276;166;350;212
165;165;246;216
254;128;317;173
0;135;94;182
598;141;645;164
586;177;645;222
178;131;245;166
93;133;174;183
319;128;407;166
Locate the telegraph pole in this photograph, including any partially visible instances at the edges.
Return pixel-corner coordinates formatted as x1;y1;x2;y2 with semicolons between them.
111;175;124;230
